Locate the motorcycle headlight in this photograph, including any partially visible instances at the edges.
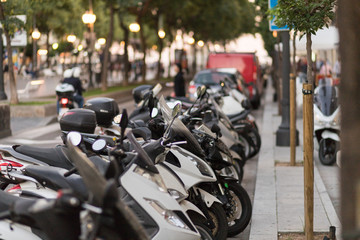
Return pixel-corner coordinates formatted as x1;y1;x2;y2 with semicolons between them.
220;152;231;163
168;189;187;202
134;166;167;193
145;199;190;230
188;156;213;177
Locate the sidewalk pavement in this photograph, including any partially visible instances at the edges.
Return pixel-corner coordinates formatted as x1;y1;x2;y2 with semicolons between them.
249;84;341;239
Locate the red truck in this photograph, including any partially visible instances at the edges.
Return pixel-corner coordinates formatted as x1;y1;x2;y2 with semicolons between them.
206;52;263;109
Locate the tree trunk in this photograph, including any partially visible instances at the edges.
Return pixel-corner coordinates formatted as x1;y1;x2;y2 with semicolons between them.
100;5;114;91
304;32;314;240
156;37;163;80
138;19;147;83
306;34;313;86
46;31;50;68
0;3;18;104
292;32;297;75
119;16;129;86
338;1;360;238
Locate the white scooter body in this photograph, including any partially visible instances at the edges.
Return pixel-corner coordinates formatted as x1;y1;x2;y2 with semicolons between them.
121;163;200;240
0;221;42;240
313;105;340;150
221;95;245;116
156;164;206;218
162;145;222;208
2;160;201;240
56;83;76;120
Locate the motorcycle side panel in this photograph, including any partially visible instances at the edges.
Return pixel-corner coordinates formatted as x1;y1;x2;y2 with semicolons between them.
0;221;42;240
221;96;244;115
121;164;200;240
156;164;188;198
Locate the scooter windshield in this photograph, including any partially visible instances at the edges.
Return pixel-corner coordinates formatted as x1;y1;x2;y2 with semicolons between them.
209;95;233;128
314;85;339;116
159;96;204;155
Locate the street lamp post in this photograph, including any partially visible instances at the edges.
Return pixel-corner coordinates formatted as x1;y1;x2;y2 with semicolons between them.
129;22;140;78
82;3;96;88
31;27;41;75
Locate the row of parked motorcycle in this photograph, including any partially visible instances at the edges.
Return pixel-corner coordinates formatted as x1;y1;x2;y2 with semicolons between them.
0;76;261;239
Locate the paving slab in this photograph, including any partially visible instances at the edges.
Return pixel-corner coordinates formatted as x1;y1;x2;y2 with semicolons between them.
249;82;342;239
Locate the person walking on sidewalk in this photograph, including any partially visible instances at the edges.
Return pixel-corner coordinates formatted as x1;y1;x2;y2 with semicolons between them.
173;63;185;97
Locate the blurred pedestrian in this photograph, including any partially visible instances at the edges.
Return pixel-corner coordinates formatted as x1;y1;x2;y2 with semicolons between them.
174;63;185;97
319;59;332;76
333;57;341;78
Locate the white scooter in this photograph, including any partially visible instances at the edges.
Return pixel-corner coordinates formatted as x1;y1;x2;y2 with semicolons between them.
1;131;202;240
314;78;340;165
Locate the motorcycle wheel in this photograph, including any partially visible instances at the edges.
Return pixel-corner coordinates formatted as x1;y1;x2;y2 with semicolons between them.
188;213;215;240
319;139;337;165
207;203;228;240
239;127;261;159
225;182;252;237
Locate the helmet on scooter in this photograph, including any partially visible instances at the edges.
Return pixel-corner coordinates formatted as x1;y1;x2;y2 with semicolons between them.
63;69;73;78
72;67;81;78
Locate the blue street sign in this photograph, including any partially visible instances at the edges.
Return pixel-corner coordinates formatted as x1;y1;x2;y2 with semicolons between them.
269;0;289;31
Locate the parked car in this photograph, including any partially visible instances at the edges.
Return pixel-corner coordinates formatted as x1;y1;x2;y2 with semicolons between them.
206;52;263;109
188;68;249;101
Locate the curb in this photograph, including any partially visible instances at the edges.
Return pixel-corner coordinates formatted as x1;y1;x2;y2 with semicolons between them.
314;165;342;239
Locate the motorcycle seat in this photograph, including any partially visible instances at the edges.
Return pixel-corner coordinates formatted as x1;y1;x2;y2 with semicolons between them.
228;110;251;124
14;145;74;170
23;165;88;200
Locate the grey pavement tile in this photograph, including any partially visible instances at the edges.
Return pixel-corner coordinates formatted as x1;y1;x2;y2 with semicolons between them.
253;199;277;215
249;214;277;236
249;234;278;240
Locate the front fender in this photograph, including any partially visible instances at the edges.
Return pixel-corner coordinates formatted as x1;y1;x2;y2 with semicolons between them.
321;130;340;142
180;200;206;218
194;187;222;208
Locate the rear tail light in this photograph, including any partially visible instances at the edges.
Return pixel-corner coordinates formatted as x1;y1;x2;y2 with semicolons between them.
7;184;22;195
61;98;69;105
0;154;23;168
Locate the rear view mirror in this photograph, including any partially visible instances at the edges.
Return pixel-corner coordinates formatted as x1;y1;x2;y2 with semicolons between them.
120;109;128;144
67;131;82;146
172;103;181;118
113;114;122;124
196;86;202;99
92;139;107;152
200;85;207;98
241;99;251;110
151;108;159;118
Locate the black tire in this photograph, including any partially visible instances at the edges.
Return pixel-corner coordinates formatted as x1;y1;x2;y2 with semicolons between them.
225;182;252;237
188;212;214;240
231;159;244;183
207;202;228;240
240;127;261;159
319;139;337;165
